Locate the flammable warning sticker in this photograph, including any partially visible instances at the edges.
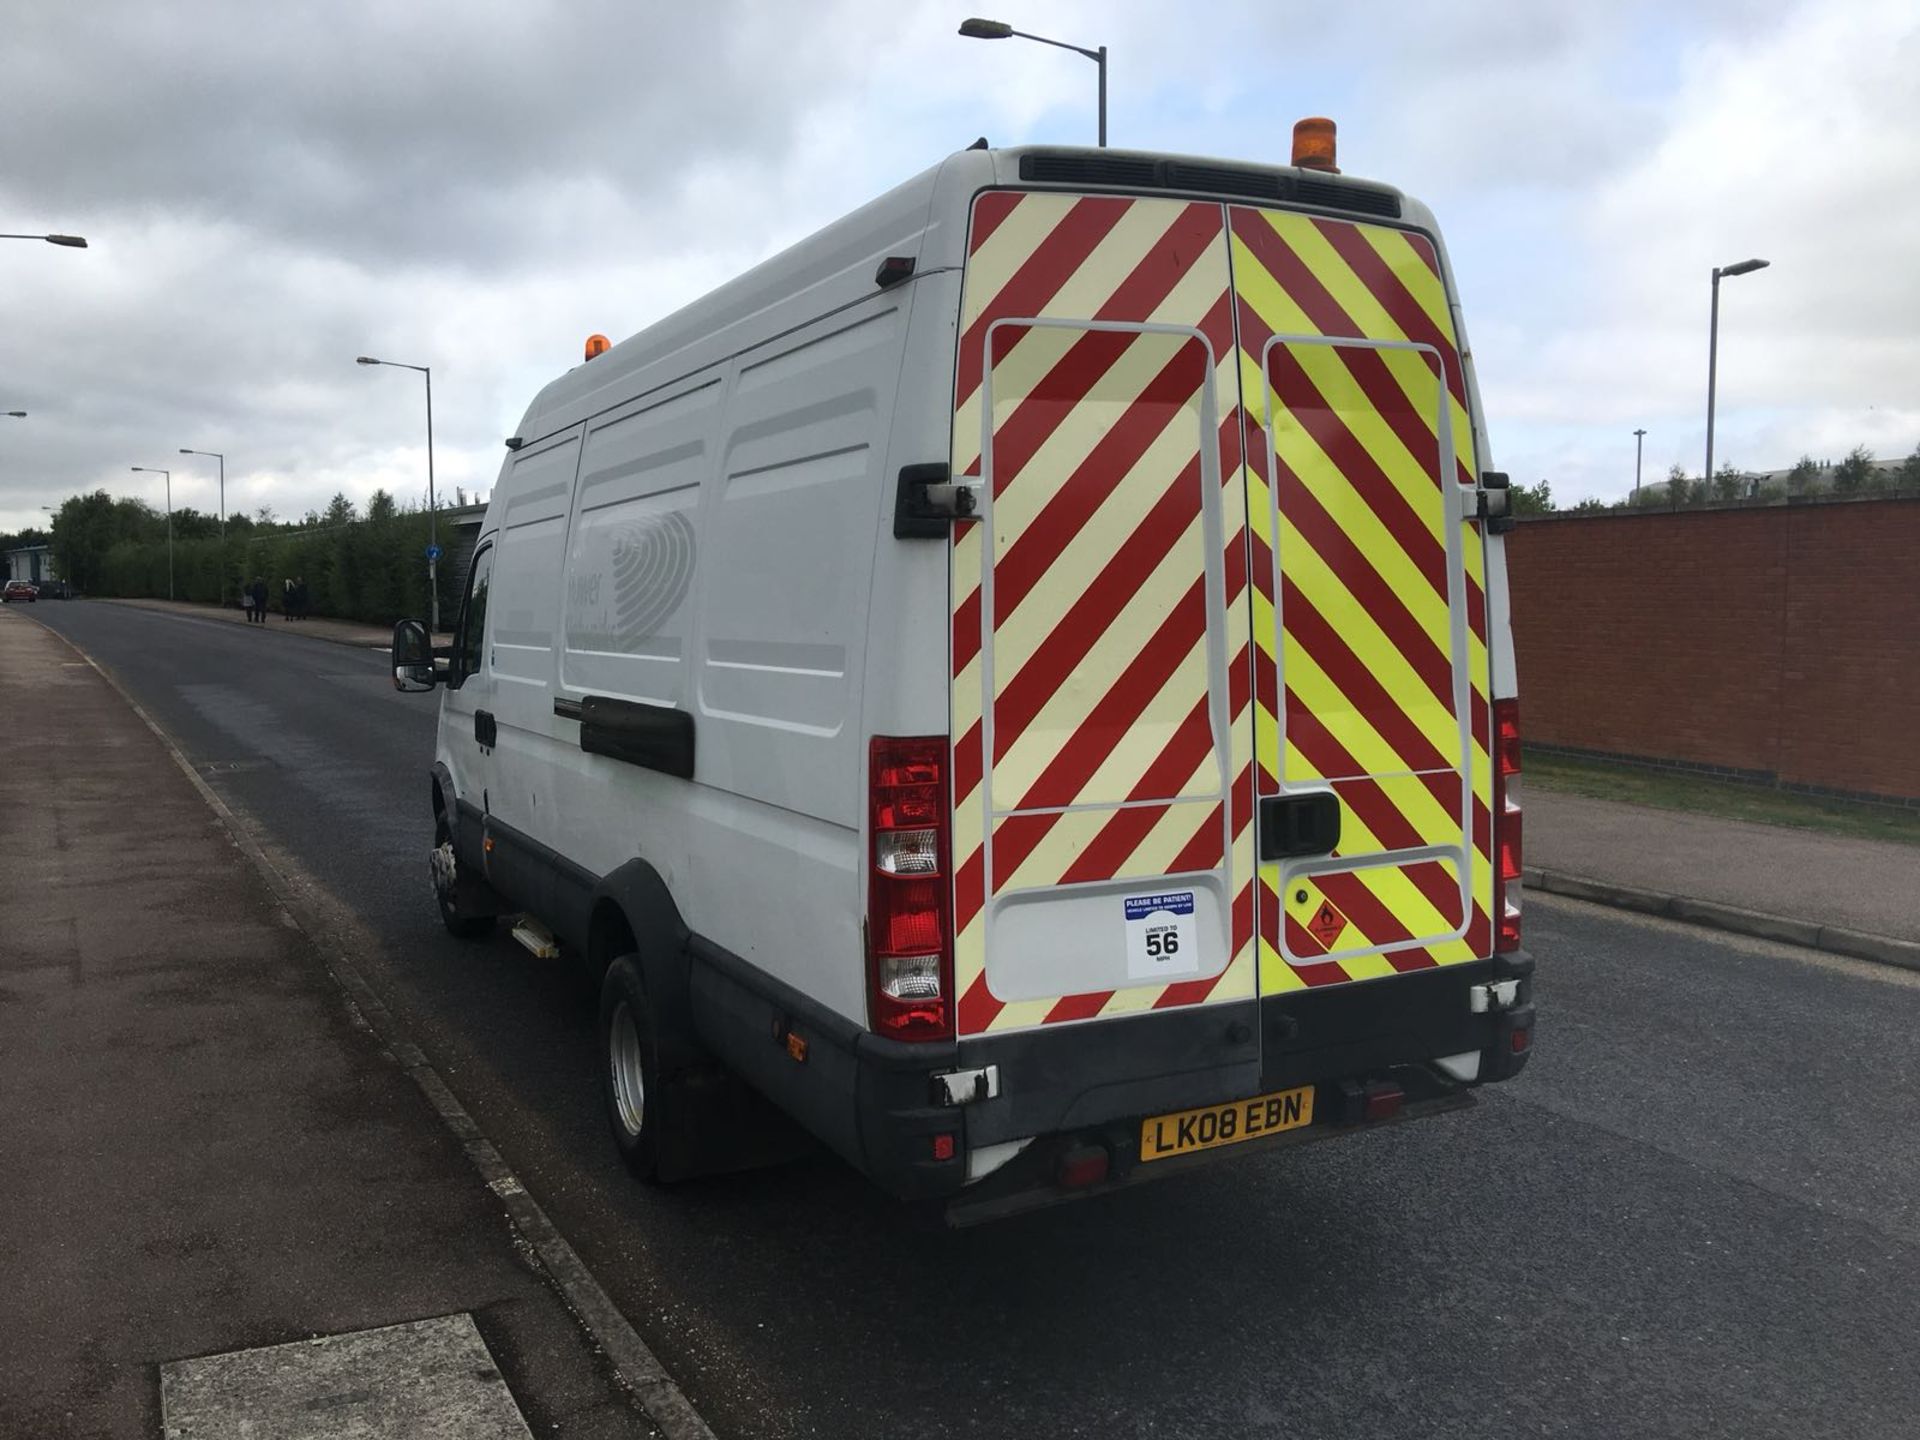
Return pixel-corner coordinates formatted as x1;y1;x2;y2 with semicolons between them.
1307;898;1349;950
1285;880;1351;954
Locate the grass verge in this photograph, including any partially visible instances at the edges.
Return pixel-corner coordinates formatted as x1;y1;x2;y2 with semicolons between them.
1527;752;1920;848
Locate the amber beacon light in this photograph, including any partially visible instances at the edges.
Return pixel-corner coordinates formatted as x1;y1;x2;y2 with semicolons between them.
1292;116;1338;172
584;333;611;361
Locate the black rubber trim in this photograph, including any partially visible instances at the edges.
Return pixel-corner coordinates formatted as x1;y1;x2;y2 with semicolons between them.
553;697;583;721
470;809;598;952
685;933;965;1200
578;694;694;779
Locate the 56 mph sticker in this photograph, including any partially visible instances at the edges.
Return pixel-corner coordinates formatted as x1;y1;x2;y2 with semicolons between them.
1123;891;1200;981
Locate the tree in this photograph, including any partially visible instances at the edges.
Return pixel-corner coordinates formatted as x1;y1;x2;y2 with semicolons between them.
1900;444;1920;492
49;489;160;592
366;488;397;523
1664;464;1691;509
323;492;358;526
1510;479;1554;516
170;506;220;541
1567;496;1609;515
1832;445;1875;494
254;504;276;525
1786;455;1820;496
1712;463;1744;504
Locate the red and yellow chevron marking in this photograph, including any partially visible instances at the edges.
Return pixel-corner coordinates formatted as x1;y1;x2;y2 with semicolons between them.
950;192;1256;1035
1228;206;1493;993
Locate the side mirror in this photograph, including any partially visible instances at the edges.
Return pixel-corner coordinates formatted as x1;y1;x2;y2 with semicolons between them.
392;619;438;692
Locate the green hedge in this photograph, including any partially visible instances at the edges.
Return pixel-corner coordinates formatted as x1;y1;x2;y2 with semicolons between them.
94;511;457;626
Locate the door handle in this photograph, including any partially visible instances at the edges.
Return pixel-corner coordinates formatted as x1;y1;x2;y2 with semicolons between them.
1259;792;1341;861
475;710;497;749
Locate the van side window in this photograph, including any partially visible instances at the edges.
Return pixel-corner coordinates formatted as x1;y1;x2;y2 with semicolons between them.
454;544;494;684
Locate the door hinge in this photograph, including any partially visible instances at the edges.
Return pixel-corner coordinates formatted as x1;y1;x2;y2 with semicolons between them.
930;1065;1001;1107
895;462;977;538
1463;470;1516;533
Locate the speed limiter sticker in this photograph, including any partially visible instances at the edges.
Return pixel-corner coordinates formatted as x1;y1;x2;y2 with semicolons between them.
1123;890;1199;981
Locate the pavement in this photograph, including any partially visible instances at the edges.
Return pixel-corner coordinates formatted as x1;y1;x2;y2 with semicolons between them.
0;612;657;1438
97;595;446;650
13;596;1920;1440
1528;787;1920;966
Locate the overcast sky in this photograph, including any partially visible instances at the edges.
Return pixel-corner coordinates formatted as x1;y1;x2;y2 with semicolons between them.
3;0;1915;534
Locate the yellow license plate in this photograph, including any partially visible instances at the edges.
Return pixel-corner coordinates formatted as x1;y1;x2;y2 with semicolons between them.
1139;1085;1315;1163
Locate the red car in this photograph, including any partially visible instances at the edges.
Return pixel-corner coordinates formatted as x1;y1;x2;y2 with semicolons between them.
2;580;38;603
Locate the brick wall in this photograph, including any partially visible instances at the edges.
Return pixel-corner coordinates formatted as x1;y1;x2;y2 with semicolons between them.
1506;498;1920;803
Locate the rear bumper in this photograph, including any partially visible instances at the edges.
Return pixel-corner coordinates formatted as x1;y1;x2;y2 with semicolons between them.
690;938;1532;1213
940;953;1533;1221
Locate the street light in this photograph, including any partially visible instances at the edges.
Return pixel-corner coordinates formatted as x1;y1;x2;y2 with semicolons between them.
180;448;227;605
4;411;24;419
0;233;88;247
960;17;1107;147
131;466;174;601
1705;257;1769;491
357;355;440;630
1632;428;1647;499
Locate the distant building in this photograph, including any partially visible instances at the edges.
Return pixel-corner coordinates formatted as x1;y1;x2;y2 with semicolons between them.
1637;455;1906;502
4;545;58;585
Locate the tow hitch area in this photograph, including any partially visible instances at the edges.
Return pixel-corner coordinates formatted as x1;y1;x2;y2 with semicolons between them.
1330;1079;1406;1125
943;1066;1474;1227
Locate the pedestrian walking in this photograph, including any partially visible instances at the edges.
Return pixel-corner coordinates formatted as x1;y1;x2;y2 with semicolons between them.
240;583;255;623
250;577;268;622
293;576;310;620
283;577;295;621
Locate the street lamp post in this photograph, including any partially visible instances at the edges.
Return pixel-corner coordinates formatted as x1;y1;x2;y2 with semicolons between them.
1632;428;1647;499
357;356;439;631
960;18;1107;146
1705;257;1769;491
4;410;25;418
180;448;226;604
131;466;173;601
0;233;88;247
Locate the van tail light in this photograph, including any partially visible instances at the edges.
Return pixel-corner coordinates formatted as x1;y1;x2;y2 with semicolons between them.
868;736;954;1041
1492;698;1523;952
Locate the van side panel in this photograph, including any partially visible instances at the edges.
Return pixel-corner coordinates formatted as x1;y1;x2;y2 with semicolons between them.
558;375;721;709
488;431;582;853
540;288;915;1027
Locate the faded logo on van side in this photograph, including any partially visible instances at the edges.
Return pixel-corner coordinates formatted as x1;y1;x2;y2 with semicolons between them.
565;509;696;652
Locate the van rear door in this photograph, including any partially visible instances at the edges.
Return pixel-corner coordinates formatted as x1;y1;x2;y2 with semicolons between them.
1226;205;1494;990
946;189;1493;1044
949;193;1260;1037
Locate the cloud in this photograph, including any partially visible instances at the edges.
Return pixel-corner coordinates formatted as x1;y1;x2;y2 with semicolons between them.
1471;0;1920;496
3;0;1914;532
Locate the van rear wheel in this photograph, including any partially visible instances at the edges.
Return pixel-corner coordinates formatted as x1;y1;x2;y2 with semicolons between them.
599;956;666;1181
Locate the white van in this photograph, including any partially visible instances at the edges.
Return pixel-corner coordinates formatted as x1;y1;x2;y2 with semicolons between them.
393;128;1534;1224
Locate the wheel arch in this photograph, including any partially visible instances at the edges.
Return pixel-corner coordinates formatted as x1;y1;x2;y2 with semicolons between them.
589;859;701;1069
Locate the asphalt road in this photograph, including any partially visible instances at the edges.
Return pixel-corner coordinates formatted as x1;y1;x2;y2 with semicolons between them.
25;599;1920;1440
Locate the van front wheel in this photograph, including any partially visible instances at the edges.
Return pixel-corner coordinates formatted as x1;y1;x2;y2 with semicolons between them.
599;956;665;1181
432;813;495;940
